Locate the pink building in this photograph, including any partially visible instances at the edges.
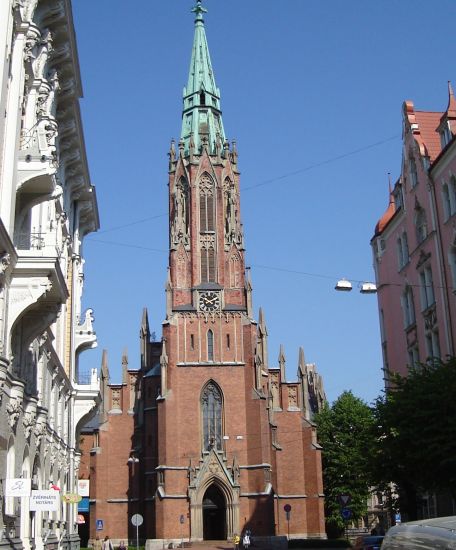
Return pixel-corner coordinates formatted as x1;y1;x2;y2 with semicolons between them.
372;83;456;382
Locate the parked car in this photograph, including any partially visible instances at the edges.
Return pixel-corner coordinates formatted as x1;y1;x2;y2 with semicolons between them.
353;534;384;550
382;516;456;549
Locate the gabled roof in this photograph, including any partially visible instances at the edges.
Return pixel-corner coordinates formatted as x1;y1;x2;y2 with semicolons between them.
414;111;442;161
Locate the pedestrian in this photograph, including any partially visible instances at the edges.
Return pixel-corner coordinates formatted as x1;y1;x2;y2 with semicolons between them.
242;533;250;550
118;541;127;550
233;533;240;550
93;537;102;550
102;536;114;550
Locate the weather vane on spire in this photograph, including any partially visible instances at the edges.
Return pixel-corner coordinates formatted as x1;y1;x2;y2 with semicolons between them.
192;0;207;21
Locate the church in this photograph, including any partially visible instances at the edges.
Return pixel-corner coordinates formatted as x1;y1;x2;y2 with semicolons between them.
80;1;326;544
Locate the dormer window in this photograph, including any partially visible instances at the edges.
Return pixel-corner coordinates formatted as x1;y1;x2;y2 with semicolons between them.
440;121;453;149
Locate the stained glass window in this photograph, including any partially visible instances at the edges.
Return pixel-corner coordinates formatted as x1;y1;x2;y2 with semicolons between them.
201;382;223;451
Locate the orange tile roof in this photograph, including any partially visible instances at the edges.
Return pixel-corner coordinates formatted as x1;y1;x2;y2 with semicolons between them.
375;191;396;236
415;111;442;161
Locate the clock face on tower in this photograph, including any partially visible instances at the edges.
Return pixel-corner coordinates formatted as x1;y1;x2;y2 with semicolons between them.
199;291;221;312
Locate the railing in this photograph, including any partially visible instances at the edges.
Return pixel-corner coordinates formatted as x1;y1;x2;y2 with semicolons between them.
15;231;46;251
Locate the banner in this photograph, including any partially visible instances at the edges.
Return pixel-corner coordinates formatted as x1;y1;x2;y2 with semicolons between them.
30;490;60;511
61;493;82;504
77;479;90;497
5;478;31;497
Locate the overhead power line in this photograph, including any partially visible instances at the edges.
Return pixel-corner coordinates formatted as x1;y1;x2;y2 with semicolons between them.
91;133;400;236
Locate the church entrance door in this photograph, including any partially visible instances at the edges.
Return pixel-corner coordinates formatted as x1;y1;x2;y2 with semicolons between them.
202;485;226;540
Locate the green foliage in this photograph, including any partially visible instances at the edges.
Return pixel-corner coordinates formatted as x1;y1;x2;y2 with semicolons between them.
373;358;456;517
315;391;376;535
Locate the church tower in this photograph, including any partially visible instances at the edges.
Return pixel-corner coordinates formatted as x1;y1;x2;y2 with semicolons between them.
141;1;326;542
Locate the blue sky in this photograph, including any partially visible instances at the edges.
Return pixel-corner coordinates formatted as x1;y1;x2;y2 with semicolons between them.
73;0;455;404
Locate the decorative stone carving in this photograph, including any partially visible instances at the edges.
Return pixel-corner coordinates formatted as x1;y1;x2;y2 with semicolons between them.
199;173;214;194
111;388;121;410
0;252;11;287
171;178;190;248
223;178;244;250
270;372;280;409
288;386;298;409
74;455;81;473
23;409;36;439
200;234;215;249
34;417;48;447
7;397;22;430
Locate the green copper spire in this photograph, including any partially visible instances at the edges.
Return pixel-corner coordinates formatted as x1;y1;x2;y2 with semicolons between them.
180;0;226;156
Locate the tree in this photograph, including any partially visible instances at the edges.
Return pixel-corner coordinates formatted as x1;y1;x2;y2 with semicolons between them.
315;391;376;536
373;358;456;520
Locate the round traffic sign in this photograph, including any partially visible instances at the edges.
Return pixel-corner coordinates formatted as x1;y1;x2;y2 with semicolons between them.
283;504;291;513
131;513;143;527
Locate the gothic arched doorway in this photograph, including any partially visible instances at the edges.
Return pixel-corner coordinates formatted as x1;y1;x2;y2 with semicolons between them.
202;485;226;540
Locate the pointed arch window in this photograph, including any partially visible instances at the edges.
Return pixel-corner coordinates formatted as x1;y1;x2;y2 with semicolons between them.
207;330;214;361
199;174;215;232
201;382;223;451
199;173;216;282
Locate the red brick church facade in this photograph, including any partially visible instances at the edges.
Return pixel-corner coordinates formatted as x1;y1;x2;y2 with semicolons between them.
80;1;326;544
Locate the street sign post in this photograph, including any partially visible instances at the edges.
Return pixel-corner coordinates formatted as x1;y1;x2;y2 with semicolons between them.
283;505;291;538
96;519;103;531
131;513;143;550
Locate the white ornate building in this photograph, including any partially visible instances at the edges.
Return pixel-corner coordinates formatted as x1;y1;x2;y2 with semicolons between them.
0;1;100;548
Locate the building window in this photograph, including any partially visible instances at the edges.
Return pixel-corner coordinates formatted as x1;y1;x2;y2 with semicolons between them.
190;334;195;351
442;177;456;221
226;334;230;350
201;247;216;283
207;330;214;361
415;207;428;244
393;183;404;210
425;330;440;361
199;174;216;283
448;243;456;289
408;346;419;369
397;232;409;270
401;286;415;328
200;194;214;232
442;183;451;220
419;266;435;310
201;381;223;451
409;156;418;188
440;122;453;149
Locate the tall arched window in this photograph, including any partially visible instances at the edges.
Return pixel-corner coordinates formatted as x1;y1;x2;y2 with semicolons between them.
207;330;214;361
201;382;223;451
199;173;215;232
199;173;216;282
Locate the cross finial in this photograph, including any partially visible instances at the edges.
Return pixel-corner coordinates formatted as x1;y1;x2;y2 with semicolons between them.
192;0;207;22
